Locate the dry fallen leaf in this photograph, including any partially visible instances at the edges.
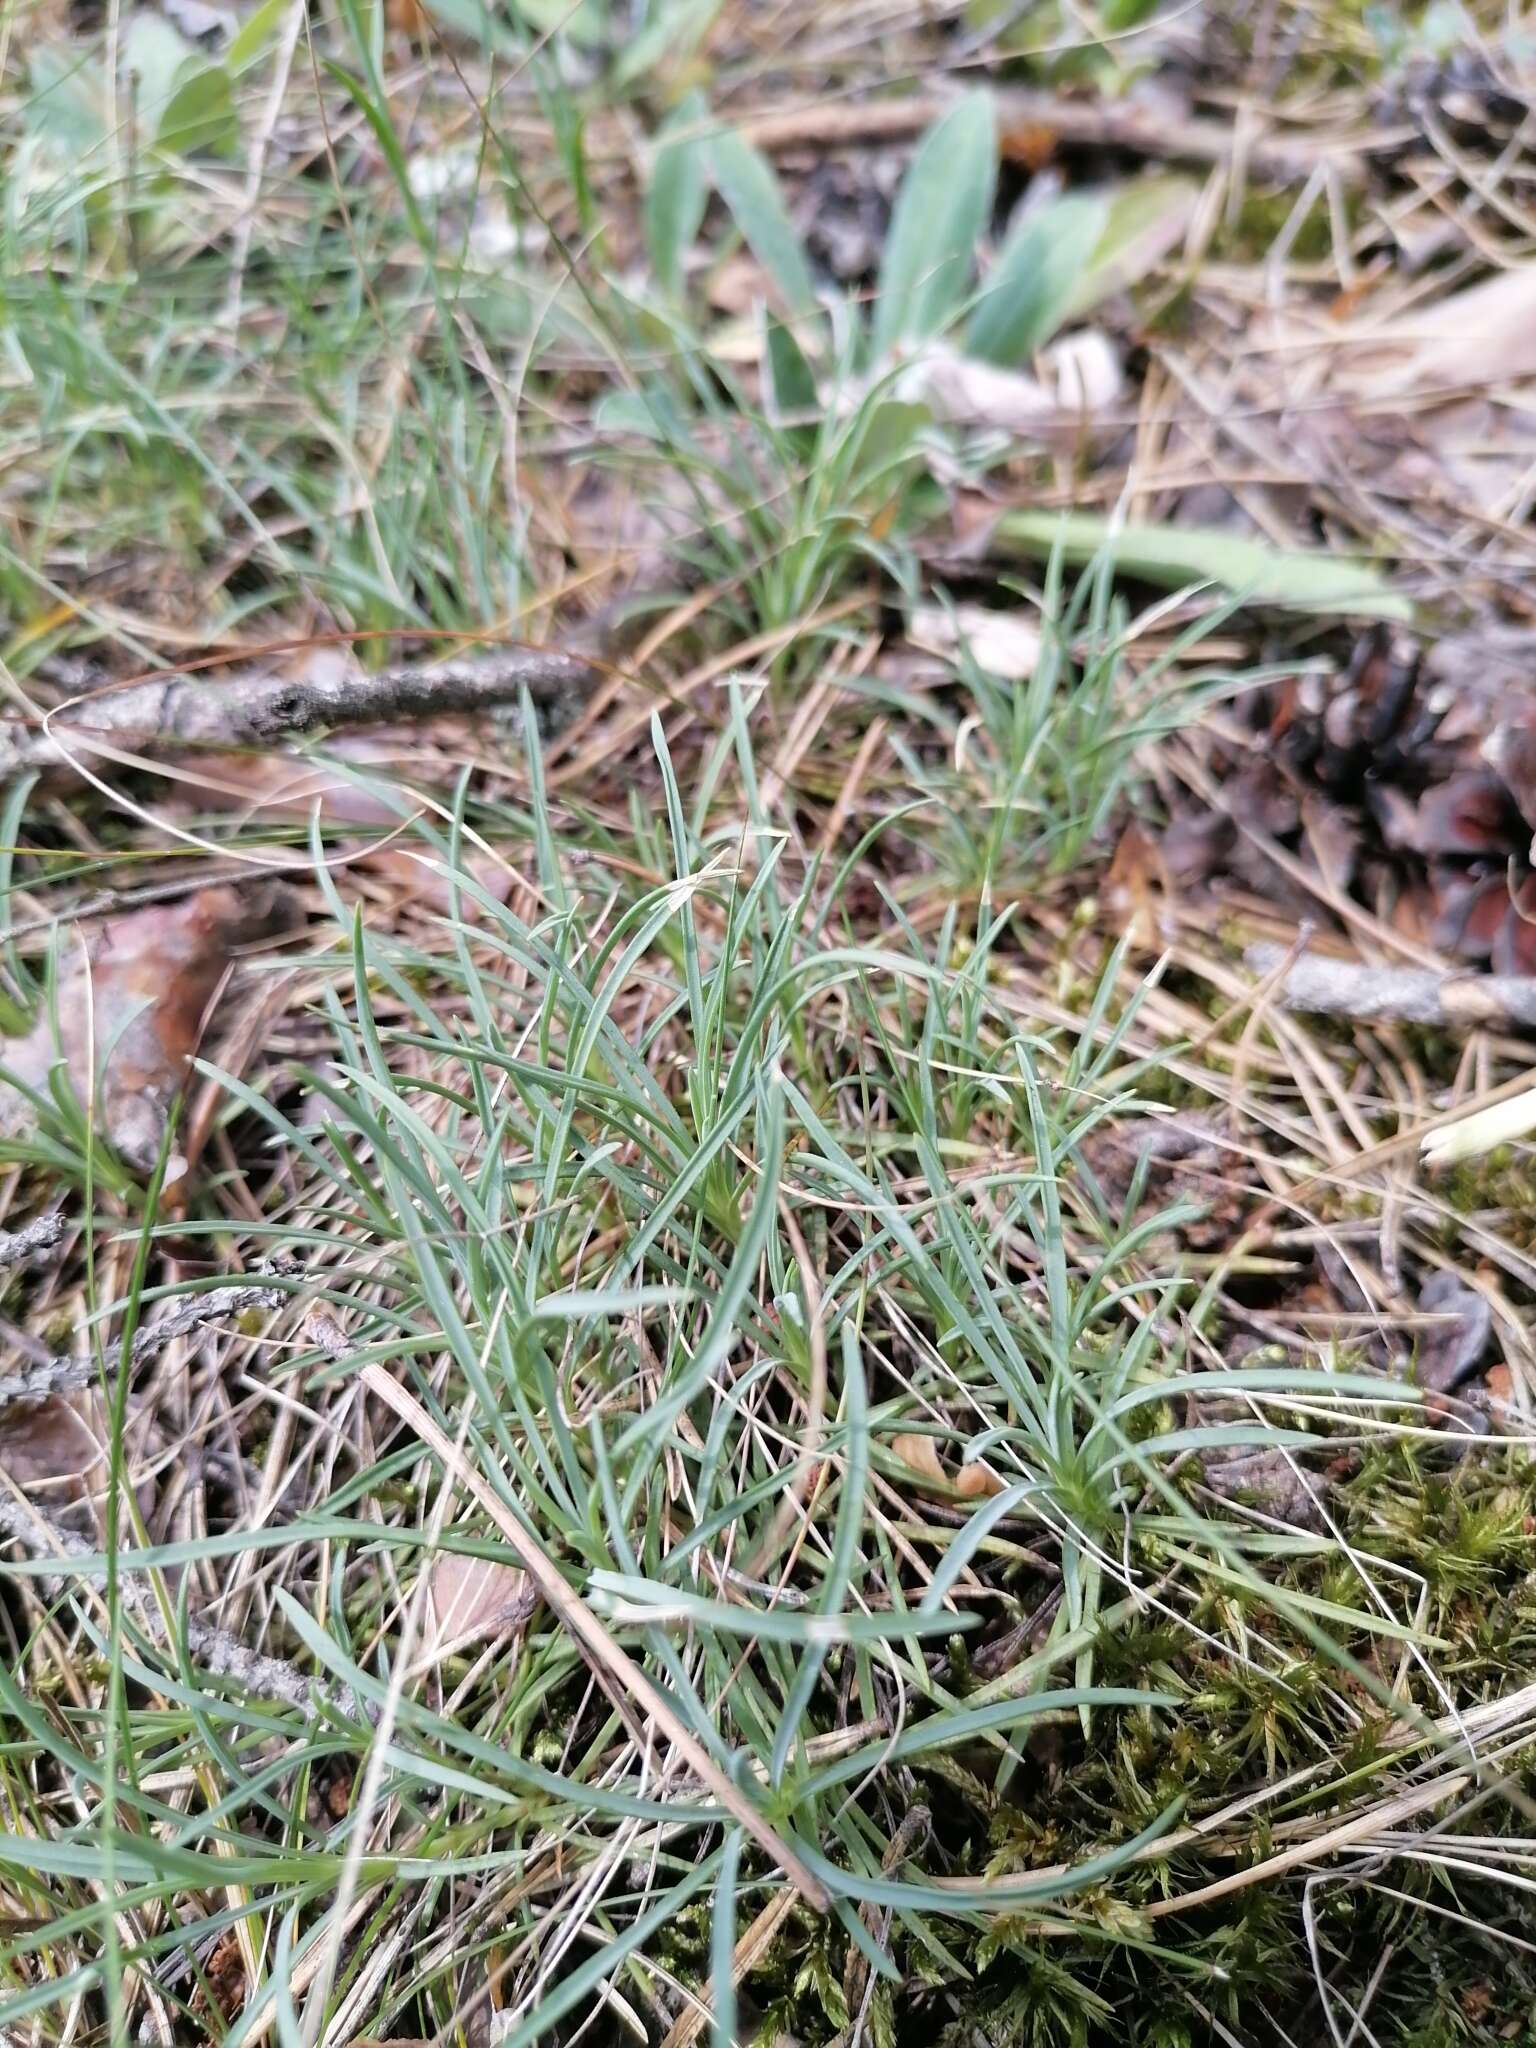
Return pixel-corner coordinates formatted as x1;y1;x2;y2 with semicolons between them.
425;1550;534;1656
908;602;1042;678
0;1397;103;1504
0;883;291;1180
1199;1445;1327;1531
892;1431;1004;1500
891;1431;947;1490
1413;1270;1493;1393
1333;263;1536;399
1485;1361;1517;1429
954;1460;1006;1500
180;741;409;828
0;1386;159;1533
1103;820;1172;953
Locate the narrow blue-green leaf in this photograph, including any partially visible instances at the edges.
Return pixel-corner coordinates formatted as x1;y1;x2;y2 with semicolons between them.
803;1687;1176;1796
493;1848;723;2048
772;1324;868;1782
803;1796;1184;1909
712;1829;744;2048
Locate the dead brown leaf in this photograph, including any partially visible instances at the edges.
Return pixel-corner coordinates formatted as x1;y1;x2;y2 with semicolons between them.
891;1432;947;1492
954;1460;1006;1500
1485;1361;1517;1429
908;602;1042;678
1199;1445;1327;1531
179;740;410;828
195;1930;248;2029
1334;263;1536;399
0;1397;102;1504
0;884;291;1180
360;848;515;918
1413;1270;1493;1393
425;1550;535;1656
892;1432;1004;1501
1104;820;1172;952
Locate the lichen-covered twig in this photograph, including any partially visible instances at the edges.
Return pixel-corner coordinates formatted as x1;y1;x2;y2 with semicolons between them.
0;1496;362;1720
0;648;600;782
0;1212;66;1272
0;1281;286;1408
1246;943;1536;1030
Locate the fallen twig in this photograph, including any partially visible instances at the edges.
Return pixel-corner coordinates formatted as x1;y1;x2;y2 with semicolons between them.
740;89;1393;186
0;1496;361;1720
0;1281;286;1407
1246;943;1536;1030
0;1213;66;1273
0;649;601;783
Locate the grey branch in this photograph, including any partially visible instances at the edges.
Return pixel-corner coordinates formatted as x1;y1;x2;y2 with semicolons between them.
1247;944;1536;1031
0;1281;285;1408
0;1212;66;1273
0;649;600;782
0;1496;362;1720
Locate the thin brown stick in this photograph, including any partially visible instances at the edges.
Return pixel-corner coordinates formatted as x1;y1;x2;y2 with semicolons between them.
360;1363;832;1910
1;649;600;782
1247;943;1536;1030
737;89;1392;186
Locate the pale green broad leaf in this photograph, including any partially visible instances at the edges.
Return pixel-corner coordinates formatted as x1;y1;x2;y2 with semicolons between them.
968;191;1109;365
227;0;292;70
968;175;1194;365
709;127;818;323
1063;173;1196;321
507;0;608;44
646;91;710;298
613;0;723;88
26;46;109;155
121;13;237;156
871;89;996;358
998;511;1412;621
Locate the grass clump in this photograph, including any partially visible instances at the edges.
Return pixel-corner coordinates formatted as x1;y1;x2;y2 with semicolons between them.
2;1;1536;2043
